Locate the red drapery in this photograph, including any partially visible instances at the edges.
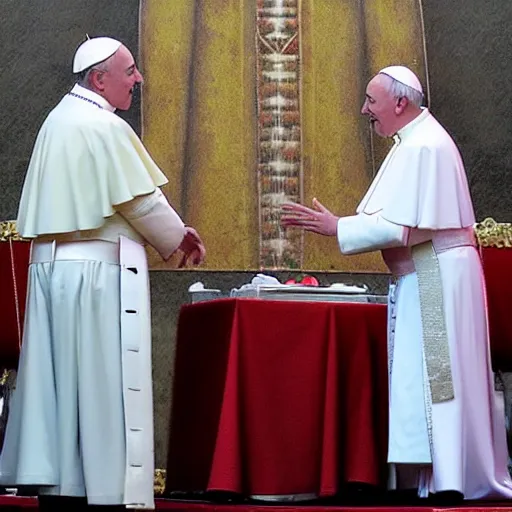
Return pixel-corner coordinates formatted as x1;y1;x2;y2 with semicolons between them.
0;241;30;369
166;299;389;496
480;247;512;371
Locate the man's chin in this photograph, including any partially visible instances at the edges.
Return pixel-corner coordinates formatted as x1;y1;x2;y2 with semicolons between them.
370;122;381;137
116;100;132;111
371;123;387;138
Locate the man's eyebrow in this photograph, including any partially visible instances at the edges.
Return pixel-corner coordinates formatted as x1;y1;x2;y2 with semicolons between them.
126;64;136;72
365;93;374;100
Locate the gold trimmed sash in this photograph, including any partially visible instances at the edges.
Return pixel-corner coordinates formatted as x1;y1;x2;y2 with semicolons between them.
411;241;454;403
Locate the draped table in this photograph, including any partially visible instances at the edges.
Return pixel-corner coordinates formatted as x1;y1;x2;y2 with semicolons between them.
165;298;389;498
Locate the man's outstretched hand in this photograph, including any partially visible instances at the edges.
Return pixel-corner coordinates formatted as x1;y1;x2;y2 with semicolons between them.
281;198;339;236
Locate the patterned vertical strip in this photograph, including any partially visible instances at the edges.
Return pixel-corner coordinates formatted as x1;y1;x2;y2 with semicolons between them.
256;0;303;269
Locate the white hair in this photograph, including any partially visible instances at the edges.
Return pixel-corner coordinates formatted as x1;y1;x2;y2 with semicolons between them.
77;57;112;88
381;74;424;108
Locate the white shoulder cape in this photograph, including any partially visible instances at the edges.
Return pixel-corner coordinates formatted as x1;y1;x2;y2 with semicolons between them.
357;110;475;230
17;93;168;238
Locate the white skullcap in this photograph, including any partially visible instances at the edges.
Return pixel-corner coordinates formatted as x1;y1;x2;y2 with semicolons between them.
73;36;122;73
379;65;423;94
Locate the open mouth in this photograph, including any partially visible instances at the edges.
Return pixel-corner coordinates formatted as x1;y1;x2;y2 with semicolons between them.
130;82;142;95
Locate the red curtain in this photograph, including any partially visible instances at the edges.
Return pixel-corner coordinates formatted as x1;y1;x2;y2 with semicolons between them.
480;247;512;371
0;241;30;369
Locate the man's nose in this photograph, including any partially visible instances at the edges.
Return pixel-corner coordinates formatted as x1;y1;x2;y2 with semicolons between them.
134;68;144;84
361;100;368;115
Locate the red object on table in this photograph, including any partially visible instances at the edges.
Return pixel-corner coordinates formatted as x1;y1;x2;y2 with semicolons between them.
166;298;389;497
480;247;512;372
0;240;30;369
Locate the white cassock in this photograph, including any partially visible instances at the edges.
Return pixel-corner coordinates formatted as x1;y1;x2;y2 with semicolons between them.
337;108;512;499
0;84;186;509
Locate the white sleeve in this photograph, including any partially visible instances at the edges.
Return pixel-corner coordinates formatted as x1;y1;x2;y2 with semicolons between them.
116;188;186;260
337;212;410;255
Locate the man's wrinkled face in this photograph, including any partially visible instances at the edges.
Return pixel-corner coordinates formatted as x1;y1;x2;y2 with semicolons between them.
100;45;143;110
360;74;398;138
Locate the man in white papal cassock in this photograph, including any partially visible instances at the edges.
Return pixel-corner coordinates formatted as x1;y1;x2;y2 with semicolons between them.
282;66;512;501
0;37;205;510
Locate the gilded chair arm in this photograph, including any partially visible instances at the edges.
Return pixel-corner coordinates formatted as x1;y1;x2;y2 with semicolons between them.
0;221;25;242
154;468;166;496
474;217;512;248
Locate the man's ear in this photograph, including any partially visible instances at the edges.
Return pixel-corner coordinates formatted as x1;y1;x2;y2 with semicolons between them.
89;69;106;92
395;96;409;115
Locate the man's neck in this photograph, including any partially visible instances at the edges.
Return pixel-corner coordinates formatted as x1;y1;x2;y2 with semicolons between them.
393;108;423;136
71;83;116;112
78;82;104;99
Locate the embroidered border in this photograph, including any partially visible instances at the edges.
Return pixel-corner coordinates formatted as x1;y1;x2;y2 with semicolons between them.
256;0;303;269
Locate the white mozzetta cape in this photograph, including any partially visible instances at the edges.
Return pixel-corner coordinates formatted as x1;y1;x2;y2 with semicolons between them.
357;108;475;229
17;85;168;238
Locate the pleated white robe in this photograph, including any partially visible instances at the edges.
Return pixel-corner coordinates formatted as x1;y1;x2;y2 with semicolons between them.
0;237;156;508
1;256;126;502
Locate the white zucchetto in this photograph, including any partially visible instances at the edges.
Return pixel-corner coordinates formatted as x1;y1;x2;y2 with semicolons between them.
73;37;122;73
379;65;423;94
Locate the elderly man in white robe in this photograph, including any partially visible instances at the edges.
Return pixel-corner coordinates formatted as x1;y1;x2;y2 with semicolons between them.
0;37;205;510
281;66;512;502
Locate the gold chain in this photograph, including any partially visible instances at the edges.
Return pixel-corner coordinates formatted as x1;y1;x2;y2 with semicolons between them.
8;238;22;350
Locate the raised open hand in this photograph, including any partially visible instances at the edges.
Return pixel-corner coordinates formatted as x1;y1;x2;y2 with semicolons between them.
281;198;339;236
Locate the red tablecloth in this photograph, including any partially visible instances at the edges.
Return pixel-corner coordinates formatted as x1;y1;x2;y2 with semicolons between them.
166;298;389;497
